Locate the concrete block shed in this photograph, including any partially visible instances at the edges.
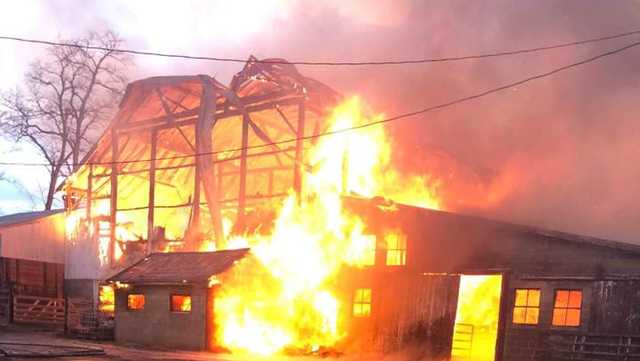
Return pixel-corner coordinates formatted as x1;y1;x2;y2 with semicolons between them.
106;249;248;350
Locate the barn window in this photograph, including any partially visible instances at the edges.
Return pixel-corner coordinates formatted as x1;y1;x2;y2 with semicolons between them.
552;289;582;327
170;294;192;313
127;294;145;310
512;288;540;325
353;288;372;317
385;233;407;266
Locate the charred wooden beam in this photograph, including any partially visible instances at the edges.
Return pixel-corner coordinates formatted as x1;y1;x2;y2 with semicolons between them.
117;96;304;133
175;126;196;153
195;75;224;247
275;104;297;134
237;113;250;225
146;129;158;254
109;128;119;266
116;108;200;132
294;99;305;196
86;164;93;222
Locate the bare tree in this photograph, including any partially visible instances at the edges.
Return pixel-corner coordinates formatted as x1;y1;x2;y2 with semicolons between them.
1;31;132;210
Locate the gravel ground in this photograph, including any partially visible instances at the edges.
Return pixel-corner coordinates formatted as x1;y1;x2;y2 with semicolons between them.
0;325;298;361
0;325;409;361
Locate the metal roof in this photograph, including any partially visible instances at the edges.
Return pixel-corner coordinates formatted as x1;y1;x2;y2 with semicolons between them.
106;249;249;285
0;209;64;228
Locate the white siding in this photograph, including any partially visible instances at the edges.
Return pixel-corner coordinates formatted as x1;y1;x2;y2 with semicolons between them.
0;213;65;264
64;223;101;280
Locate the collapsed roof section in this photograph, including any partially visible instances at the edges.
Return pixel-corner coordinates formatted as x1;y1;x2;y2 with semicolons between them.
64;57;341;268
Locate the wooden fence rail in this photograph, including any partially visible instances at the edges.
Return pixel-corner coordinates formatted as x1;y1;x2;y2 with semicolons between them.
547;332;640;361
12;295;65;327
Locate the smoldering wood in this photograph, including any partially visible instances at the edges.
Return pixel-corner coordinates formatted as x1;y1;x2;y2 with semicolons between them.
109;128;118;266
146;129;157;253
275;104;297;134
86;165;93;222
237;113;249;225
194;75;224;246
115;96;304;134
294;100;305;195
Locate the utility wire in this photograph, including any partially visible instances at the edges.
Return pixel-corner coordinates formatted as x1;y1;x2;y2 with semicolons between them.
1;39;639;168
1;28;640;66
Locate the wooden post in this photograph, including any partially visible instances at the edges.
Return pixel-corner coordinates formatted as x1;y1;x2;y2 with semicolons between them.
86;164;93;222
293;100;305;197
495;272;510;361
192;124;202;234
146;129;158;254
205;286;216;350
195;75;224;247
109;129;118;266
237;113;249;225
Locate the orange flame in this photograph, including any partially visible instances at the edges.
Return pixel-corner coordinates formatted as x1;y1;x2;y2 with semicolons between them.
214;97;440;354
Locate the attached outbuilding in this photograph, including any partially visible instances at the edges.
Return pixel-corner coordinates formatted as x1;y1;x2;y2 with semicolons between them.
107;249;248;350
339;197;640;361
0;210;66;325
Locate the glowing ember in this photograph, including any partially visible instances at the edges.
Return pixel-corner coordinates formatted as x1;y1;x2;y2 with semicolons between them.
213;97;440;355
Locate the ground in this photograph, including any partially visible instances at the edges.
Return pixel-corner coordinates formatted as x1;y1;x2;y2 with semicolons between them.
0;325;403;361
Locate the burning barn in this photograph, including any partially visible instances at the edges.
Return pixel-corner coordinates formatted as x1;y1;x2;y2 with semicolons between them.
61;57;640;361
63;56;341;298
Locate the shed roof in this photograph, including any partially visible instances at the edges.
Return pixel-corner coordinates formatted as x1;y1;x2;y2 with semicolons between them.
107;249;249;285
0;209;64;228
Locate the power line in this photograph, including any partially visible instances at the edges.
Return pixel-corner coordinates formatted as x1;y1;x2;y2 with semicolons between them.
1;28;640;66
1;39;639;168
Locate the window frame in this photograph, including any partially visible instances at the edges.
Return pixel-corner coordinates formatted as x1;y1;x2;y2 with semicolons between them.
353;288;372;318
512;288;541;325
552;289;582;327
170;294;192;313
385;232;407;266
126;293;145;311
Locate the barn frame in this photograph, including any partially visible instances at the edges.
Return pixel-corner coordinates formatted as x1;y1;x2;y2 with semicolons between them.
63;57;340;298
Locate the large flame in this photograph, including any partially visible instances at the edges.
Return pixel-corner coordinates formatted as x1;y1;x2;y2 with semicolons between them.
214;97;440;354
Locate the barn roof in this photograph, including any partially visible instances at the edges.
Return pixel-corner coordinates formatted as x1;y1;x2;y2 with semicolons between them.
107;249;249;285
346;196;640;256
0;209;64;228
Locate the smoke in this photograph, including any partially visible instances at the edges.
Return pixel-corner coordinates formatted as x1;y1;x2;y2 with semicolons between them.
229;0;640;242
4;0;640;241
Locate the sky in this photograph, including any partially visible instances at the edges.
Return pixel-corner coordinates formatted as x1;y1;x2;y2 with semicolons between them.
1;0;639;242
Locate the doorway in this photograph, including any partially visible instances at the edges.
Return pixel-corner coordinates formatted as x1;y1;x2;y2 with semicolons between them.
450;275;503;361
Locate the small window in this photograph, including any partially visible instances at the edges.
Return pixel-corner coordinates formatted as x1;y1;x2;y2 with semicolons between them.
552;290;582;327
385;233;407;266
513;288;540;325
353;288;372;317
170;294;192;313
127;294;145;310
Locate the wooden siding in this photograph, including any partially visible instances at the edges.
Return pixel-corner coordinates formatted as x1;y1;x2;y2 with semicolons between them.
339;269;459;356
0;257;64;297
